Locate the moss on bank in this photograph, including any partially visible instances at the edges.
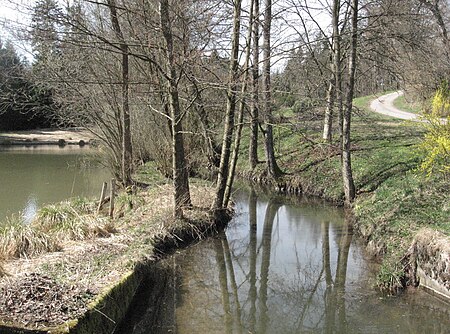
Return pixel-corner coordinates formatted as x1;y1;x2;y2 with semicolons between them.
0;181;230;333
236;92;449;293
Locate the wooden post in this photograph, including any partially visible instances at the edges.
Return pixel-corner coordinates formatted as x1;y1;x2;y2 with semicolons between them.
109;179;116;219
97;182;108;214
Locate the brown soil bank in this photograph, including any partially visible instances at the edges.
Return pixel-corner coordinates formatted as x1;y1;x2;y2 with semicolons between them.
0;184;230;334
409;229;450;299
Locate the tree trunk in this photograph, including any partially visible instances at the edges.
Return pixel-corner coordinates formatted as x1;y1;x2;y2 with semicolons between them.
159;0;191;217
323;73;335;143
323;0;340;143
249;0;260;169
213;0;242;212
107;0;132;186
342;0;357;203
262;0;282;177
223;0;255;208
191;79;220;168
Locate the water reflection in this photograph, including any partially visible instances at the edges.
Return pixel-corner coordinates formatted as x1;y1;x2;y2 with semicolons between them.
116;188;450;334
22;195;38;224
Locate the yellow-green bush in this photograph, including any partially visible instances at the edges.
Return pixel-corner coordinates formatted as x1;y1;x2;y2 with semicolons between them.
419;82;450;176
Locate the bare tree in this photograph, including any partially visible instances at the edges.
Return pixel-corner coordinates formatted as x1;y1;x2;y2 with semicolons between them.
107;0;132;187
213;0;242;213
322;0;341;143
159;0;192;217
342;0;358;203
249;0;260;169
224;0;256;208
262;0;282;178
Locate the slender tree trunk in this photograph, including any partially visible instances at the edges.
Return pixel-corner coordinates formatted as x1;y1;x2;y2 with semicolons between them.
191;79;220;167
342;0;358;203
160;0;191;217
249;0;260;169
107;0;132;186
323;73;335;143
262;0;282;177
335;1;343;146
213;0;242;212
323;0;340;143
336;49;343;146
418;0;448;47
223;0;255;208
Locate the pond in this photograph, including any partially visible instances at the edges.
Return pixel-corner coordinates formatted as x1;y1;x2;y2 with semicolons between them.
0;146;111;223
116;188;450;334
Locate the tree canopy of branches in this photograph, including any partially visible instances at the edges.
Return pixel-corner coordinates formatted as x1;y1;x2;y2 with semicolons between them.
1;0;447;213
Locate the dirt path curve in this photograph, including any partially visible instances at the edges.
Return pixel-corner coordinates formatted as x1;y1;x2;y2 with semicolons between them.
369;90;420;121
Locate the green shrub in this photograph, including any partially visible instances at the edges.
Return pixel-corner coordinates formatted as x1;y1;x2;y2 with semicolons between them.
418;82;450;177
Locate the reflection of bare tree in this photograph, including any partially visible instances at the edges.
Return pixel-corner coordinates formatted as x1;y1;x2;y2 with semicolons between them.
248;189;258;333
115;190;356;334
259;199;282;334
222;233;243;334
323;220;353;334
214;237;232;334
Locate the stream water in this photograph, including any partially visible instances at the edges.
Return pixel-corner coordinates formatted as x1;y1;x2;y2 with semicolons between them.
0;146;110;223
116;189;449;334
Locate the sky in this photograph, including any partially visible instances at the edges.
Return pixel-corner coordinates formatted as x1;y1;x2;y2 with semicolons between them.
0;0;34;59
0;0;332;67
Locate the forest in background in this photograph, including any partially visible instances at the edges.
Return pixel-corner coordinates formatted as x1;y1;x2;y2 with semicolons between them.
0;0;448;217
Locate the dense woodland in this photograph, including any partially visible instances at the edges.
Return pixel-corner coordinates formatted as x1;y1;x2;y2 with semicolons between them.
0;0;448;217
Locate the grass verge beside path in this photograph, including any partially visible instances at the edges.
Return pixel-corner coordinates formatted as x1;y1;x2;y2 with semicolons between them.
237;93;449;292
392;94;423;114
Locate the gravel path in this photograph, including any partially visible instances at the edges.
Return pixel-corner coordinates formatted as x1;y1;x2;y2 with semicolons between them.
369;91;420;121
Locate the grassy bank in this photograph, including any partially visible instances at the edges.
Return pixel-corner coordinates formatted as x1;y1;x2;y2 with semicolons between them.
0;174;226;332
392;94;423;114
237;93;449;292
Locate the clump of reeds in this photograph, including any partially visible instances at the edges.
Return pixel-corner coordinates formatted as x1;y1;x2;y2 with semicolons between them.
36;200;115;241
0;198;116;262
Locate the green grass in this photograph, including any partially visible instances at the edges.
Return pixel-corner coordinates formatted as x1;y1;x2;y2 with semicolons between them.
392;94;423;114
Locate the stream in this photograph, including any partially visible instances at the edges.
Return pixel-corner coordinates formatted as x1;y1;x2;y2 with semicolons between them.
116;188;449;334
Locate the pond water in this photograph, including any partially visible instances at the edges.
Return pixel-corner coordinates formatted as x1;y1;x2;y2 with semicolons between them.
0;146;110;223
116;189;450;334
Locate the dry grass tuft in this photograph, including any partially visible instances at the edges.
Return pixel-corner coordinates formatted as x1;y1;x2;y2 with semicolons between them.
0;199;116;262
36;201;114;241
0;222;61;259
